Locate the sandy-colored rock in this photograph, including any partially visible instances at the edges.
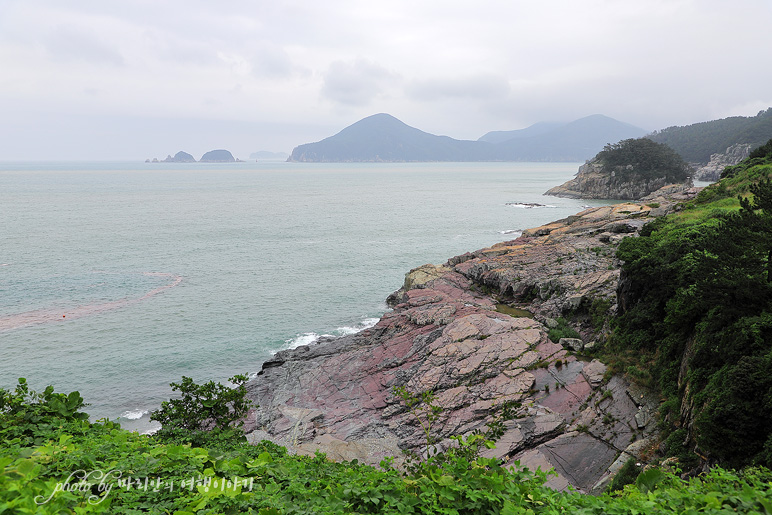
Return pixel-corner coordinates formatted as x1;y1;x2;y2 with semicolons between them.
559;337;584;352
581;359;607;388
403;264;451;290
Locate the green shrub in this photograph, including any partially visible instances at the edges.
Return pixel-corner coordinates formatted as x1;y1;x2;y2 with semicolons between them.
615;175;772;468
150;375;253;444
0;378;89;446
548;317;581;343
609;458;641;491
2;383;772;514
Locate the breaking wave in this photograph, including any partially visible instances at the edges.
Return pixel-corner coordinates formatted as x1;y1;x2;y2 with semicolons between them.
278;317;380;352
505;202;556;209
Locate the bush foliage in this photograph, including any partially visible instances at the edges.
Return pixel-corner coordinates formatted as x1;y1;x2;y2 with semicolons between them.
614;143;772;468
2;380;772;513
149;374;253;447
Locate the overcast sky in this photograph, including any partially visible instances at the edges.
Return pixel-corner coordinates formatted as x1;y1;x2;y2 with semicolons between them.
1;0;770;160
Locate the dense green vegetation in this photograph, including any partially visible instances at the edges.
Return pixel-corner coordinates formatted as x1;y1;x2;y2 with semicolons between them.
594;138;691;184
3;378;772;513
613;139;772;468
648;108;772;163
149;374;252;448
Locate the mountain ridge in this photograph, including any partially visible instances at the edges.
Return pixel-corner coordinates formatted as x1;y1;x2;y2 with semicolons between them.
288;113;647;163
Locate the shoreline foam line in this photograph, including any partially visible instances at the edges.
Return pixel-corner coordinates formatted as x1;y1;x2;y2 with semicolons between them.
276;317;381;354
0;272;182;332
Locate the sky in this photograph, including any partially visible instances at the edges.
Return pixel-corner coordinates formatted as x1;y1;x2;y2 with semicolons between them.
1;0;771;160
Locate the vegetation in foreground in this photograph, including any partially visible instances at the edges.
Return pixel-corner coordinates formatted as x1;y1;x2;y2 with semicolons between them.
2;377;772;514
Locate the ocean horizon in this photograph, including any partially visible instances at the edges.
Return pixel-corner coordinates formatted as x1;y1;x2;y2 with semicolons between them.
1;160;615;432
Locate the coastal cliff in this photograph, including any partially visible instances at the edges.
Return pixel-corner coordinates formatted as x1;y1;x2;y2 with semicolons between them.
546;138;693;200
692;143;751;182
244;185;701;492
545;160;693;200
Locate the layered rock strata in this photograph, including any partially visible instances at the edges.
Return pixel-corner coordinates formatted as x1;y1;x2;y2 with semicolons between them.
245;185;699;492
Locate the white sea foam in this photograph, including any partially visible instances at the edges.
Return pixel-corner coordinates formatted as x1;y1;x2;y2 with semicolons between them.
334;317;379;336
121;409;149;420
279;317;381;353
499;229;522;236
506;202;556;209
284;332;322;349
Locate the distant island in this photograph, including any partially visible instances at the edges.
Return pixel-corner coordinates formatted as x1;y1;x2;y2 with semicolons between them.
145;149;241;163
287;113;647;163
165;151;196;163
199;149;236;163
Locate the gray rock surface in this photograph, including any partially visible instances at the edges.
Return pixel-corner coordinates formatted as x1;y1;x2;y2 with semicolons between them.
693;143;751;182
559;337;584;352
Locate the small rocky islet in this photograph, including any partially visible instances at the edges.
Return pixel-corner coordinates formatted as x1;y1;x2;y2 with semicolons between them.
145;149;240;163
243;184;699;493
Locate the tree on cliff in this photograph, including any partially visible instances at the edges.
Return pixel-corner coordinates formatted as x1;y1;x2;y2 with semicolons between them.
596;138;691;184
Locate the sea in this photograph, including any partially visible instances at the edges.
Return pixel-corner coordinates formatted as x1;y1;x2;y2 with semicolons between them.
0;160;615;432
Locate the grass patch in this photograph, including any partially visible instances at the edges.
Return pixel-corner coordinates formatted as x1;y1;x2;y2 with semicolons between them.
548;317;580;343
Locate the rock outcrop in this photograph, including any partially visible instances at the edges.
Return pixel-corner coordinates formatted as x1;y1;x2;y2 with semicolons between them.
245;186;699;492
545;159;693;200
692;143;751;182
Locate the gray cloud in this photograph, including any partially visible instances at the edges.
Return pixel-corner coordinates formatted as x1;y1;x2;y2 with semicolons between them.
406;74;511;102
0;0;771;158
43;25;125;66
321;58;400;107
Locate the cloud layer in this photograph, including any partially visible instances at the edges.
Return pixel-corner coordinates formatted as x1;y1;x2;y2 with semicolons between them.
0;0;770;159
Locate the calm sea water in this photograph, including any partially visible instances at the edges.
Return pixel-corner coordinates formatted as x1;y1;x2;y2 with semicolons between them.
0;161;609;431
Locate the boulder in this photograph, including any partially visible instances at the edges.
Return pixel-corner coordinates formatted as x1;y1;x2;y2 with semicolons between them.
581;359;607;388
559;337;584;352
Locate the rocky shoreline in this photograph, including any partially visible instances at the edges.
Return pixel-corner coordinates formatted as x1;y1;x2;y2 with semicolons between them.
244;185;701;492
